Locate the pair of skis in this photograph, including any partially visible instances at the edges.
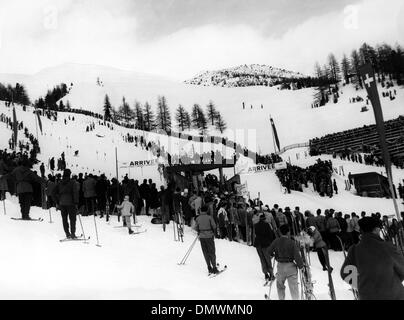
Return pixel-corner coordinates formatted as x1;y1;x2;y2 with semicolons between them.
59;234;90;242
129;229;147;235
11;217;44;222
209;265;227;278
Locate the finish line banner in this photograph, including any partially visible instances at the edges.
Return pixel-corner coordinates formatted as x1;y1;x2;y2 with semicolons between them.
120;159;160;168
236;161;287;175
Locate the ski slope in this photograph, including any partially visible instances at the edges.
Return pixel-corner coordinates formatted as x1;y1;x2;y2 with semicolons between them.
0;101;239;184
0;197;353;300
1;63;403;154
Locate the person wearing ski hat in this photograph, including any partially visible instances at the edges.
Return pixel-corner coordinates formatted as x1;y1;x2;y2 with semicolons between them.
194;205;219;275
52;169;79;239
307;226;332;272
268;224;303;300
116;195;135;234
254;213;276;283
340;217;404;300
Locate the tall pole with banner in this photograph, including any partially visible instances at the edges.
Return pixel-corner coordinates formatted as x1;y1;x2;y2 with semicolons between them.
359;64;400;221
115;147;120;202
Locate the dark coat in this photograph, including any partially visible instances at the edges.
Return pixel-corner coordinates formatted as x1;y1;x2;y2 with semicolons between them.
340;233;404;300
52;178;79;206
194;211;216;239
11;165;42;194
254;220;276;248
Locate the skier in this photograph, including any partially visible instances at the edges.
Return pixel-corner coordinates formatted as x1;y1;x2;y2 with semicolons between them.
254;214;276;283
340;217;404;300
194;205;219;275
307;226;332;272
116;195;135;234
268;224;303;300
52;169;79;239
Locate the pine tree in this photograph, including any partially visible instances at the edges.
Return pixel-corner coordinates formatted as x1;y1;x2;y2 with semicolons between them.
191;104;201;129
215;112;227;133
156;96;171;133
14;83;30;106
66;100;71;110
206;100;217;126
175;105;187;131
328;53;341;83
134;101;145;130
314;62;323;79
59;100;65;111
119;96;133;124
103;94;112;121
191;104;208;134
351;49;363;88
184;110;191;130
143;102;155;131
341;54;351;84
198;109;208;134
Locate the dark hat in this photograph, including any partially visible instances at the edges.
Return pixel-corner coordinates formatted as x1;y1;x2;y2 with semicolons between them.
285;207;291;211
259;214;266;220
358;217;380;233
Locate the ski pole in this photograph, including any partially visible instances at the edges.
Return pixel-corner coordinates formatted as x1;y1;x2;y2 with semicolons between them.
180;236;197;264
178;235;198;265
49;208;53;223
77;211;88;243
93;212;101;247
2;199;6;215
267;258;276;300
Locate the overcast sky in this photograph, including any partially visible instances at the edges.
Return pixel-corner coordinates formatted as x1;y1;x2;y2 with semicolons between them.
0;0;403;79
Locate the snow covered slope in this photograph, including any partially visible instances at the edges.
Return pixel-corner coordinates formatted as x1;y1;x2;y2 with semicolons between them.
0;102;239;184
0;197;353;300
1;63;403;155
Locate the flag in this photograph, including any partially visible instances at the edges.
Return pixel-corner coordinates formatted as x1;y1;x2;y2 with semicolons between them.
12;107;18;148
270;117;280;152
35;109;43;134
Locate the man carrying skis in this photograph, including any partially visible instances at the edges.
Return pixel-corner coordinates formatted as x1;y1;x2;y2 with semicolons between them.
268;224;303;300
117;195;135;234
194;205;219;275
52;169;79;239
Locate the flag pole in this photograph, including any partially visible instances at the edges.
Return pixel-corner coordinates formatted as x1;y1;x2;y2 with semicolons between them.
34;110;39;141
360;64;401;221
270;115;278;154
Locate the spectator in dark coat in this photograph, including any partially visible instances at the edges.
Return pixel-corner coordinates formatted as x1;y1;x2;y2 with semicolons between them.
139;179;150;215
254;214;276;281
95;174;109;217
45;174;57;208
159;186;170;228
11;159;43;219
83;174;97;215
341;217;404;300
52;169;79;239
